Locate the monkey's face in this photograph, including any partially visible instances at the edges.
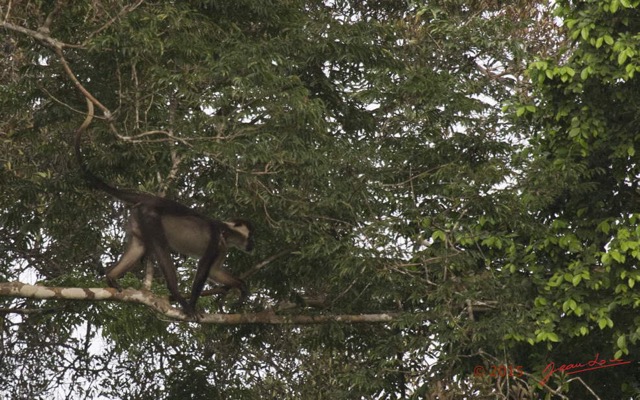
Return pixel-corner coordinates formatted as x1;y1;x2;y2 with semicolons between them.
224;220;255;252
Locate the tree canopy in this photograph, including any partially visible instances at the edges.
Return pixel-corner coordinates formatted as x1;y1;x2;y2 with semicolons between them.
1;0;639;398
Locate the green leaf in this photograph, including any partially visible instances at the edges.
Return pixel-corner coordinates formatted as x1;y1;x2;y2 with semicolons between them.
432;230;446;242
562;299;578;312
581;67;590;80
581;27;590;41
598;220;611;234
626;63;636;78
535;297;548;306
619;50;628;65
611;250;626;263
611;0;620;12
598;318;608;329
617;335;627;349
595;37;604;49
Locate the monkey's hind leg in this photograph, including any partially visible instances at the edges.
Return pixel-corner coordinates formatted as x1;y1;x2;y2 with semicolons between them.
105;233;146;291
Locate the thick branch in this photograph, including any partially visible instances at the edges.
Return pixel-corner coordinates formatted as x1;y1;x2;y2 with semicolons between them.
0;20;68;49
0;282;401;325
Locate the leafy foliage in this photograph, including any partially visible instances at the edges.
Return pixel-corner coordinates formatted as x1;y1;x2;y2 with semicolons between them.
511;0;640;397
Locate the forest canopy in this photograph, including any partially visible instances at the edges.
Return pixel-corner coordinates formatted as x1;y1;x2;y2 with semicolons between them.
1;1;639;398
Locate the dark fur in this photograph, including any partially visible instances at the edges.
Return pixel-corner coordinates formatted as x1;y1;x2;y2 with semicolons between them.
74;115;253;314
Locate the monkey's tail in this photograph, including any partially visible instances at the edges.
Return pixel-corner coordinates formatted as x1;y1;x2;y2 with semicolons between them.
74;99;142;204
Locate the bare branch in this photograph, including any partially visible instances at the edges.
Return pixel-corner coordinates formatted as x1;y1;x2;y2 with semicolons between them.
0;20;68;49
0;282;402;325
54;46;112;119
40;0;64;34
3;0;12;22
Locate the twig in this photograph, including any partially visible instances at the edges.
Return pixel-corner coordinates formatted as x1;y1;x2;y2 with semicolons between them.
242;249;292;280
3;0;12;22
84;0;145;45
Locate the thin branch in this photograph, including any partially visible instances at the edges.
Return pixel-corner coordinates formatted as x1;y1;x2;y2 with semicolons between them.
200;249;291;298
566;377;602;400
84;0;145;45
40;0;64;34
39;84;91;117
3;0;12;22
54;46;112;119
242;249;292;280
112;130;192;146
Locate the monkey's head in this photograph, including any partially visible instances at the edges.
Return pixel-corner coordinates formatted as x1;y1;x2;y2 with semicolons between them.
223;219;255;252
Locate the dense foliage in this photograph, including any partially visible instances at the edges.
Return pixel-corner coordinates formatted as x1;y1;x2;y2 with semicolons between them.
1;0;638;398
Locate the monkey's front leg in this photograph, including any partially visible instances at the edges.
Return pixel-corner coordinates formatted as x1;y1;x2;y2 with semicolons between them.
105;276;124;291
136;209;195;315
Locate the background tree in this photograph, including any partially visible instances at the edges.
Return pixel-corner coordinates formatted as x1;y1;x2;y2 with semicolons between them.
4;1;634;399
512;0;640;397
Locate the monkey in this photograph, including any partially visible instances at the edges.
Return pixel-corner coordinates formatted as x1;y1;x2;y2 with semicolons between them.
73;102;254;315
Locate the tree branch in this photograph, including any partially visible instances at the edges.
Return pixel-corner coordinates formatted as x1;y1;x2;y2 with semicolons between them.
0;19;112;119
0;282;401;325
0;20;68;49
